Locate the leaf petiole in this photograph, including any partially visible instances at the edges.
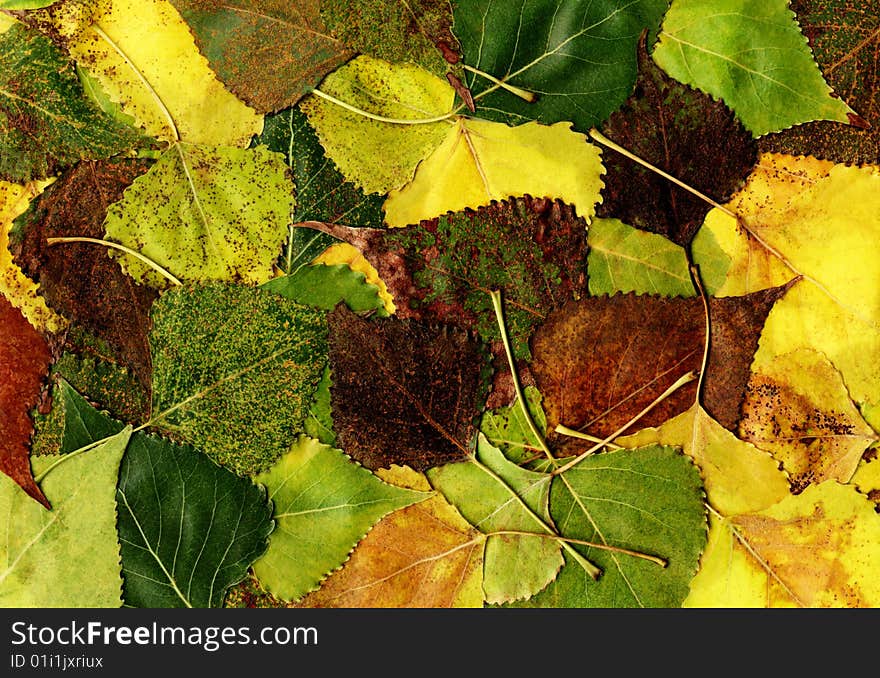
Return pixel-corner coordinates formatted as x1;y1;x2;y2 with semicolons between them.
46;236;182;286
308;88;460;125
461;64;538;102
488;530;666;567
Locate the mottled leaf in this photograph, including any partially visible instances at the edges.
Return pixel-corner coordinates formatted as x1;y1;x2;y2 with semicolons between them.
322;197;589;360
149;283;328;476
428;435;563;604
530;285;794;453
103;143;293;287
10;159;156;387
454;0;669;130
653;0;855;137
296;466;484;608
329;305;490;472
171;0;352;114
597;36;756;246
252;435;427;602
759;0;879;165
321;0;456;75
0;22;142;181
480;386;547;465
0;295;51;507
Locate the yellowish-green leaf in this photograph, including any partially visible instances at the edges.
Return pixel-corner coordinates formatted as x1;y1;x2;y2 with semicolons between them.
300;55;455;195
59;0;262;146
685;482;880;607
619;404;790;517
313;242;396;315
0;179;66;333
739;348;878;491
384;119;604;228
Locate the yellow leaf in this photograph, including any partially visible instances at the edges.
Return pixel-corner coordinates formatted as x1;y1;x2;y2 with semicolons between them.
0;180;66;334
61;0;262;146
739;348;878;490
384;118;605;228
300;55;455;195
698;154;880;409
294;466;485;608
0;13;15;33
619;404;790;516
314;242;396;315
686;482;880;608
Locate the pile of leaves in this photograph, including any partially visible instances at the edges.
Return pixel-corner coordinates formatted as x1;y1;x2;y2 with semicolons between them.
1;0;878;609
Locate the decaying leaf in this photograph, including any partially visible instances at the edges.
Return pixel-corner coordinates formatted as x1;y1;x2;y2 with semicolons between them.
0;295;51;507
329;304;490;471
10;159;156;387
530;284;794;453
252;435;427;602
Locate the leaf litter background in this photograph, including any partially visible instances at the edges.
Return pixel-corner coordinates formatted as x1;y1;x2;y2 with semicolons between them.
0;0;878;609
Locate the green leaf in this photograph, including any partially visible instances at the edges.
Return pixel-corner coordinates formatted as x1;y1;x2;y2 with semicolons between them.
653;0;855;137
252;435;427;602
321;0;456;75
480;386;548;465
117;430;275;608
0;423;131;607
428;435;564;604
454;0;669;130
0;22;142;181
170;0;352;113
261;263;387;315
300;55;455;194
512;445;707;608
304;365;335;446
149;283;328;476
103;143;294;287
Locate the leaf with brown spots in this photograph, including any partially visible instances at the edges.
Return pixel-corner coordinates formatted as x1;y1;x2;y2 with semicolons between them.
0;295;51;508
170;0;353;114
759;0;879;165
9;159;156;389
328;304;491;472
316;197;590;361
739;348;878;493
596;33;756;247
530;284;794;454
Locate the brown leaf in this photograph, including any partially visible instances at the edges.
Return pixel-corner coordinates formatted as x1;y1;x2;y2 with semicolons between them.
0;295;52;508
9;159;157;390
596;33;756;246
328;305;490;471
530;284;794;453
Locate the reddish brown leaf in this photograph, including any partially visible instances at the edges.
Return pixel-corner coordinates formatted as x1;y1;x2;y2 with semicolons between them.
328;305;490;471
9;160;157;390
596;33;756;246
0;295;51;508
530;283;794;453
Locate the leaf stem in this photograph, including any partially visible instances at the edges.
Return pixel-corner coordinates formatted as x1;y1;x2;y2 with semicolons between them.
488;530;666;567
462;64;538;102
46;237;183;286
588;128;738;218
688;263;711;405
308;88;460;125
551;370;697;476
489;290;555;462
33;426;132;484
553;426;622;449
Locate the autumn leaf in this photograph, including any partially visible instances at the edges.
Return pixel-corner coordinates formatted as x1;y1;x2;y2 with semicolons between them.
530;285;794;452
739;348;878;492
300;55;455;194
384;118;604;228
653;0;855;137
10;159;157;387
321;197;590;360
480;385;547;466
0;294;51;507
453;0;669;131
0;420;131;606
148;283;328;475
252;435;428;602
328;304;490;472
759;0;879;165
262;263;387;316
103;144;293;287
596;34;756;247
170;0;352;114
295;466;484;608
312;242;396;315
0;21;142;182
